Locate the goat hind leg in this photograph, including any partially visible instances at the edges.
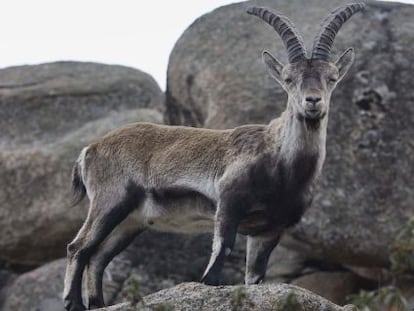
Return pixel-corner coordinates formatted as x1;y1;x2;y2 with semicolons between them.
63;205;122;311
63;215;95;311
64;183;144;311
86;217;145;309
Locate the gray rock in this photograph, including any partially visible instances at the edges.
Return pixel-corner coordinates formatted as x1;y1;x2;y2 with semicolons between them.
0;62;164;266
98;282;357;311
265;245;308;282
345;265;392;283
0;268;16;309
165;0;414;266
97;303;133;311
291;272;366;305
1;259;67;311
0;61;163;149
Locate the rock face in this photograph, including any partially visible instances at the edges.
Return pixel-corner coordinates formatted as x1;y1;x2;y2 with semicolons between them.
0;62;164;266
1;259;68;311
291;272;367;305
98;282;357;311
166;0;414;266
1;62;163;150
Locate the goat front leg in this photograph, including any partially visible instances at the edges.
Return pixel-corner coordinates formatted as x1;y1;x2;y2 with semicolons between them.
201;200;241;285
245;229;283;285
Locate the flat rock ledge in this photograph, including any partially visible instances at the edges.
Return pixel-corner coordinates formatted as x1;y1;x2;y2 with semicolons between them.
97;282;357;311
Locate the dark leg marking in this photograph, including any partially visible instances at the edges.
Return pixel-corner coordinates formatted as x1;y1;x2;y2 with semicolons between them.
64;181;145;311
87;227;145;309
201;201;241;286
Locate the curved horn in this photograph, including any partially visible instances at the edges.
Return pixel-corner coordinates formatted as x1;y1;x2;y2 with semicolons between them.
311;3;365;61
247;7;307;63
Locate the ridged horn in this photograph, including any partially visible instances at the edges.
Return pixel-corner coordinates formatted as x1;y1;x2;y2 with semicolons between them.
311;3;365;61
247;7;307;63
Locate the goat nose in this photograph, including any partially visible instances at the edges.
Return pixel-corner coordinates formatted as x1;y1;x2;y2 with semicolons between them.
305;96;321;105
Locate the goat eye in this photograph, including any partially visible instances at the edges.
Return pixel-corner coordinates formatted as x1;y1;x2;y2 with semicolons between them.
328;77;337;83
284;78;293;84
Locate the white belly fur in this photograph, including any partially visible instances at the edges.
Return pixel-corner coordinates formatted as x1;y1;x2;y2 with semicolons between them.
130;192;216;234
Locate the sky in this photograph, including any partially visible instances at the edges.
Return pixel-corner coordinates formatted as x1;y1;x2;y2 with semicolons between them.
0;0;412;90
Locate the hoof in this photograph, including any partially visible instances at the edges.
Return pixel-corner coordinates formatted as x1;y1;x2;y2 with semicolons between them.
245;274;264;285
64;299;86;311
88;300;105;310
200;274;220;286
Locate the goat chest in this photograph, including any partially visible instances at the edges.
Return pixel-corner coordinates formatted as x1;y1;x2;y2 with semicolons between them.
223;153;317;236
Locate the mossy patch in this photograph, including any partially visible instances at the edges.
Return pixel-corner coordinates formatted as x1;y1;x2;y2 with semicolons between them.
346;286;408;311
390;217;414;275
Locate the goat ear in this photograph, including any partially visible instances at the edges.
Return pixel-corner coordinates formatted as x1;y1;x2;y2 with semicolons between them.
262;51;284;83
335;48;355;82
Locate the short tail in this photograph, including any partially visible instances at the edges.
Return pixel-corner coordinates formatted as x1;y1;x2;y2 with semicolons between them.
71;159;86;207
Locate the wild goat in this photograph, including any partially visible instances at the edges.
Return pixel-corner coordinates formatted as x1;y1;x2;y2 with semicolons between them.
63;3;365;310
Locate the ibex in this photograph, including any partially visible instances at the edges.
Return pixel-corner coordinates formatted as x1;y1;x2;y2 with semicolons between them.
63;3;365;310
